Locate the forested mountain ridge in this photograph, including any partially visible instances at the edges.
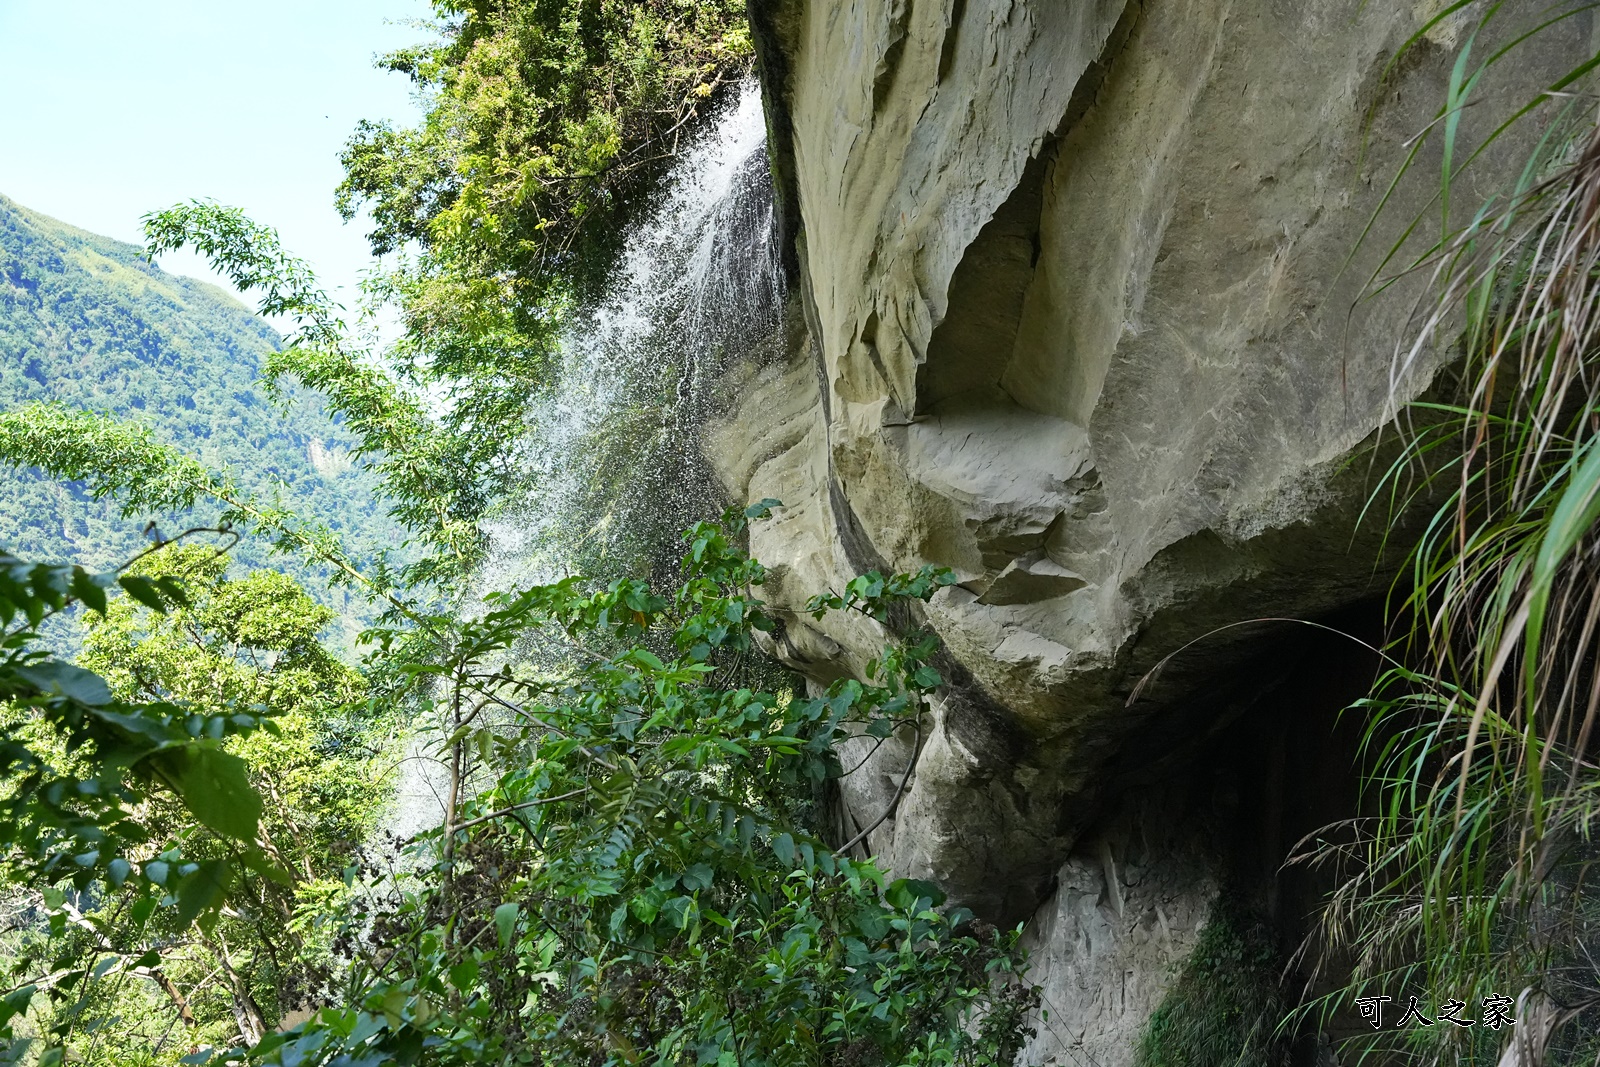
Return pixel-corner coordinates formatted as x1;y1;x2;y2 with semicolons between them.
0;194;395;624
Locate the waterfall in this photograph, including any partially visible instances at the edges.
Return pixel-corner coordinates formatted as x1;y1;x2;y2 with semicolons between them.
389;79;784;838
479;78;784;593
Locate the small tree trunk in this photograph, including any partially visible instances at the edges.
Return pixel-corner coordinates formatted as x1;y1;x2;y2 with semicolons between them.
142;966;196;1028
208;935;268;1046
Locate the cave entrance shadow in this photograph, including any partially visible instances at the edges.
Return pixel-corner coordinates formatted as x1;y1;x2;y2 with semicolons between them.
1087;598;1389;1065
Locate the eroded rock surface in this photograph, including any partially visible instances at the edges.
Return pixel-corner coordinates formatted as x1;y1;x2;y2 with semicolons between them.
708;1;1595;1058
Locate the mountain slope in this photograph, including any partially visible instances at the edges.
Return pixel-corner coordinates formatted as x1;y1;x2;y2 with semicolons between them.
0;195;396;625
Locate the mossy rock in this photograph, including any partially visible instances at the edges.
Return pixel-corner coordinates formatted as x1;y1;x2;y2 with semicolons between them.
1136;896;1288;1067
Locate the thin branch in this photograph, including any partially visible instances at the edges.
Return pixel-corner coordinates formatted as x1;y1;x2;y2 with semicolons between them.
445;787;589;836
837;717;923;857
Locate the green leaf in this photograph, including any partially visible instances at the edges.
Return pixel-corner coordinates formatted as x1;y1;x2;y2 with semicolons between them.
13;660;112;706
448;959;480;990
150;746;263;842
630;890;663;925
681;863;714;892
173;859;232;927
239;847;292;886
886;878;946;911
1525;435;1600;710
117;574;169;613
69;568;109;615
772;832;796;867
380;986;408;1029
0;985;37;1027
628;649;666;671
152;575;190;608
92;707;182;747
661;895;693;930
493;901;520;949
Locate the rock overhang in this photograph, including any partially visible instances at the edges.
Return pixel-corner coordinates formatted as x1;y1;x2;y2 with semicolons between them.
721;0;1598;922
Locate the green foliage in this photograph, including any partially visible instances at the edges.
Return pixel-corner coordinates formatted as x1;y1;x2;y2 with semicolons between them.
1136;898;1287;1067
272;0;763;534
0;543;389;1065
0;546;275;1059
79;547;379;860
807;566;963;624
0;196;398;637
0;25;1044;1058
0;541;258;890
0;403;419;622
0;493;1037;1066
338;0;753;413
242;501;1035;1067
344;0;752;262
0;208;1038;1059
141;202;496;591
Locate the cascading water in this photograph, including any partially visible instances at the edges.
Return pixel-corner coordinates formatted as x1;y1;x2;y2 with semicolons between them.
389;79;785;837
479;78;784;593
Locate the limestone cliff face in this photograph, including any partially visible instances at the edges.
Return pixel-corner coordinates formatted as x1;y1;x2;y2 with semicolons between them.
709;2;1593;1061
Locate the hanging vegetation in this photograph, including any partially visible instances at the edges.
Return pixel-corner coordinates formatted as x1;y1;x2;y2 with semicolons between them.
337;0;755;461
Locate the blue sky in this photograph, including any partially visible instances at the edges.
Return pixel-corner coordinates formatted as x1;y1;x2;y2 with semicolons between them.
0;1;429;310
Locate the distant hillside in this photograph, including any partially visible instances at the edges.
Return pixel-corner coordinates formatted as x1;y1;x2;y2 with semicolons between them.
0;195;398;633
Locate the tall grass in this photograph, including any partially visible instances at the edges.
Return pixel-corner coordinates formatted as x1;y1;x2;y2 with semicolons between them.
1296;5;1600;1064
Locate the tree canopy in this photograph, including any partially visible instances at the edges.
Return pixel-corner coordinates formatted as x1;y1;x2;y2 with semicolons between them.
336;0;754;460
